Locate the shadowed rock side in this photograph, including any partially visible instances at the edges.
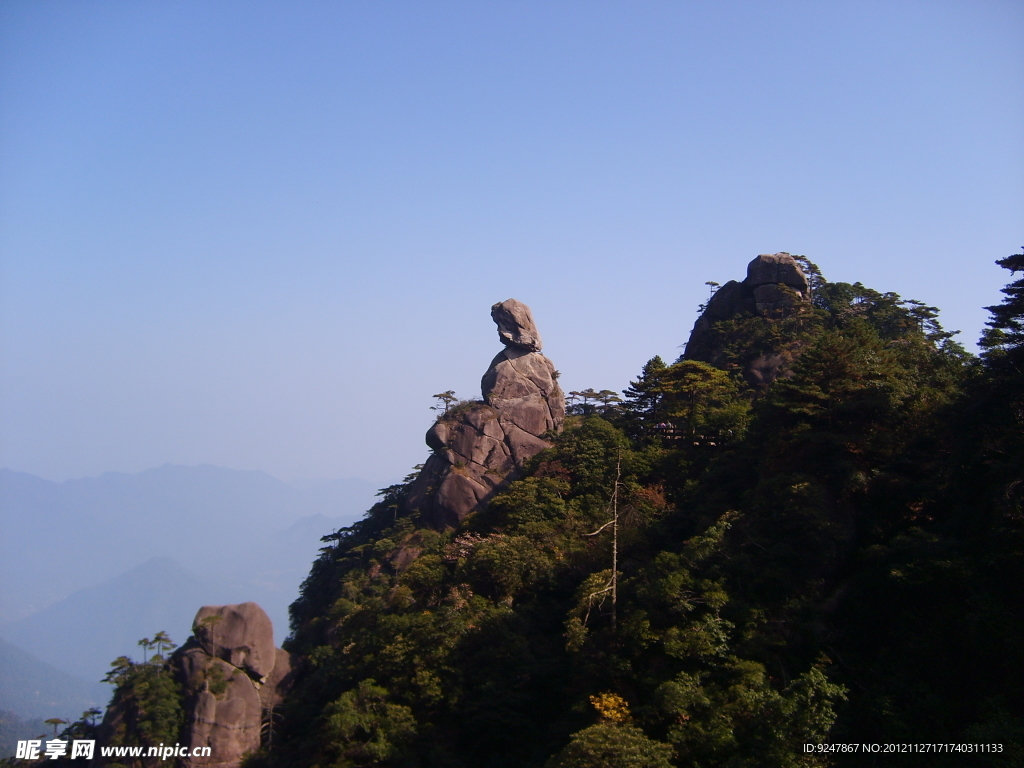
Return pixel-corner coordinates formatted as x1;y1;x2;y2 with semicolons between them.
174;603;292;768
683;252;811;387
405;299;565;530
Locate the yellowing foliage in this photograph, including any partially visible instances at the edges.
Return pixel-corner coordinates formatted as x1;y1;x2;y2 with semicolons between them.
589;692;629;723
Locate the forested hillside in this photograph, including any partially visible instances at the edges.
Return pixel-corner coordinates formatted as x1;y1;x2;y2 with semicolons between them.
91;253;1024;768
265;253;1022;768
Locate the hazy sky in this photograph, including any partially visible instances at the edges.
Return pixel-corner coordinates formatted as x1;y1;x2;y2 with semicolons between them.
2;0;1022;486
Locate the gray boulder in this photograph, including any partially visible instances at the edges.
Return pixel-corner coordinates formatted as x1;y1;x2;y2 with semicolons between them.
746;252;810;295
192;602;276;681
491;298;543;351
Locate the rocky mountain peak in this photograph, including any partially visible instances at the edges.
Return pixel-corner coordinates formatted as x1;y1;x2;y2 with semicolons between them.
99;602;292;768
172;603;291;768
404;299;564;530
683;252;812;387
746;252;808;288
745;252;810;313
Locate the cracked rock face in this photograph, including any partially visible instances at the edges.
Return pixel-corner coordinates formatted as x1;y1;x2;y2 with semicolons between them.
683;253;811;387
405;299;564;530
175;603;292;768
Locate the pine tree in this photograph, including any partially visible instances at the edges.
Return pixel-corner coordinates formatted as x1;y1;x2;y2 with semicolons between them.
981;249;1024;358
101;636;184;765
619;355;667;435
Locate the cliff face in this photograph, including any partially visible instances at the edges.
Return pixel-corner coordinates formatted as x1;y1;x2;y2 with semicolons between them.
683;252;811;387
174;603;291;768
405;299;565;530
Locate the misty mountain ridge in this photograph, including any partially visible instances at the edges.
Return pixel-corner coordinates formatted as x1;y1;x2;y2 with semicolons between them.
0;636;107;722
0;464;377;710
1;557;222;684
0;463;376;625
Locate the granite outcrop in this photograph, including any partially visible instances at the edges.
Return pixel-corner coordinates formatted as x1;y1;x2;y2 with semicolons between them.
174;603;291;768
404;299;565;531
683;252;812;387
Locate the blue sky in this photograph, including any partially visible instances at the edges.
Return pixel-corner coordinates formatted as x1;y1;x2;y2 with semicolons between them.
1;0;1022;485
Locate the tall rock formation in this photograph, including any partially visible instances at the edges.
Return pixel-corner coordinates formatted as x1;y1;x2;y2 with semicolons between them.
683;252;811;387
405;299;565;530
174;603;292;768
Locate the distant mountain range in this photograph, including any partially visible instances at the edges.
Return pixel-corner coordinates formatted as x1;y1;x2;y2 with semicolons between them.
2;558;225;684
0;636;107;721
0;710;51;760
0;465;379;716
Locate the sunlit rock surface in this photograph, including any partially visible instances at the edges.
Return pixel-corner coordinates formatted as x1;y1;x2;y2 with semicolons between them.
176;603;291;768
405;299;565;530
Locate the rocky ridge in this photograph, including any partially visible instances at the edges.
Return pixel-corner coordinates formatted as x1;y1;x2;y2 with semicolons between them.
405;299;565;530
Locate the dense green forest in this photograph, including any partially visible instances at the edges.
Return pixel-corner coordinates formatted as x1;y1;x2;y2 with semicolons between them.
67;252;1024;767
